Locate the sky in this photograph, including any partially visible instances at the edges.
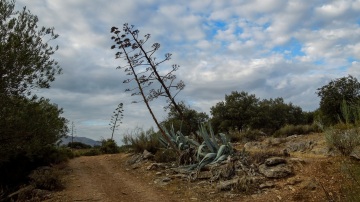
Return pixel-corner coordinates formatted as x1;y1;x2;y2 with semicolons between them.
14;0;360;144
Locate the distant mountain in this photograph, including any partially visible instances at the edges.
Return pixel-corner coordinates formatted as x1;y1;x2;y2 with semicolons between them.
60;136;101;147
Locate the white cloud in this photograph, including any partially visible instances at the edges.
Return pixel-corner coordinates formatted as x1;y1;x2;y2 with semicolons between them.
12;0;360;142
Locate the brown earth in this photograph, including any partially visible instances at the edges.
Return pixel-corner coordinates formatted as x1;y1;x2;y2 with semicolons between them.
48;133;353;202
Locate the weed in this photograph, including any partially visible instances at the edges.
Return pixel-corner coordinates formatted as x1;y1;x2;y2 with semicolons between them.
273;124;321;137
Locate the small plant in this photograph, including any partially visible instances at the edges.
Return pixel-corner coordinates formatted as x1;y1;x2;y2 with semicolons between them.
154;148;178;163
67;142;92;149
228;129;265;142
100;139;119;154
273;123;321;137
122;127;161;154
28;167;64;191
82;148;102;156
325;102;360;155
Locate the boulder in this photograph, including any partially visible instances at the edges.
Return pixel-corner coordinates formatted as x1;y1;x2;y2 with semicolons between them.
142;150;154;160
265;157;286;166
259;163;293;178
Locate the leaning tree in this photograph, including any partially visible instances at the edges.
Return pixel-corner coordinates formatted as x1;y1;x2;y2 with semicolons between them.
110;23;185;152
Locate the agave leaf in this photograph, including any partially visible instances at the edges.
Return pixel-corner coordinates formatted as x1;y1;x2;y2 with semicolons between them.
211;154;228;164
198;153;216;170
198;125;217;153
214;145;228;162
208;122;219;149
219;133;229;145
196;143;208;161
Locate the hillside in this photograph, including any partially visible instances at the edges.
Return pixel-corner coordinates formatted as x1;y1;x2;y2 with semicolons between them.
60;136;101;147
45;133;356;201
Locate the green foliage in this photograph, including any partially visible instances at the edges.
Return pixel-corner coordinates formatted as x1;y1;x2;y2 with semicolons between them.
325;102;360;156
154;148;178;163
161;102;209;139
325;125;360;156
317;75;360;125
194;123;233;170
67;141;92;149
82;148;102;156
100;139;119;154
228;129;265;142
0;0;61;97
29;167;63;191
210;91;309;134
122;127;161;154
273;124;321;137
211;91;258;132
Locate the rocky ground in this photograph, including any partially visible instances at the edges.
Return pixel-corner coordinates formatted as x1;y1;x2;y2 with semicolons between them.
20;133;357;201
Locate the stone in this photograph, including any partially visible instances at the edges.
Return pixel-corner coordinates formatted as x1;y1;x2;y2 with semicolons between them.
143;150;154;160
217;178;239;191
259;181;275;189
265;157;286;166
259;164;293;178
350;146;360;160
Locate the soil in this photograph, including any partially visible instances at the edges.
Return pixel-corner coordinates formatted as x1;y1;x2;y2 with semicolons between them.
47;133;353;202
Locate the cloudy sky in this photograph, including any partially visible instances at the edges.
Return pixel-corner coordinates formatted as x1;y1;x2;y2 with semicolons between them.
15;0;360;144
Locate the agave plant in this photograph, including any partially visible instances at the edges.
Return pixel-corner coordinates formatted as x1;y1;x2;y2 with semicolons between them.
158;124;200;151
195;123;233;170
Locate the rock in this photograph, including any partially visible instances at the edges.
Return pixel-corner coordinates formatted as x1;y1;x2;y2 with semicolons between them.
244;142;263;150
259;181;275;189
259;164;293;178
146;163;165;170
350;146;360;160
154;177;171;186
286;141;314;152
217;178;239;191
265;157;286;166
286;177;303;185
143;150;154;160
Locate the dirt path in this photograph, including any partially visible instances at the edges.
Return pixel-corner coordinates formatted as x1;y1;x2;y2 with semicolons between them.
49;154;177;202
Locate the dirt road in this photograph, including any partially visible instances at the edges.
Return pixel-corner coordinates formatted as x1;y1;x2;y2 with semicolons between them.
49;154;177;202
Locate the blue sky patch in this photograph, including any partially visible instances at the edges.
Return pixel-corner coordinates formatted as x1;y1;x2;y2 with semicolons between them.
272;38;305;60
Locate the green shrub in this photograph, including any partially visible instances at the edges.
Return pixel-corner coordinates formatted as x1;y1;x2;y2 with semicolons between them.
67;142;92;149
100;139;119;154
228;129;265;142
325;126;360;155
273;124;321;137
82;148;102;156
29;167;63;191
122;128;161;153
154;148;177;163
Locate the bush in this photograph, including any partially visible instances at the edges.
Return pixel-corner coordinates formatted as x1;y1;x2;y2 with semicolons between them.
154;148;177;163
325;125;360;155
82;148;102;156
228;129;265;143
273;124;321;137
29;166;63;191
67;142;92;149
122;127;161;153
100;139;119;154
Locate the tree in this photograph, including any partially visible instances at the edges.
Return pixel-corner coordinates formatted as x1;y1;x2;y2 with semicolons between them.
0;0;61;97
210;91;259;132
250;98;306;133
317;75;360;125
109;103;124;140
110;24;185;152
0;97;68;185
161;102;209;137
0;0;66;187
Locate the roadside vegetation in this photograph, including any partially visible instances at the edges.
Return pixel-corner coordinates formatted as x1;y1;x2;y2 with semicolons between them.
1;0;360;200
